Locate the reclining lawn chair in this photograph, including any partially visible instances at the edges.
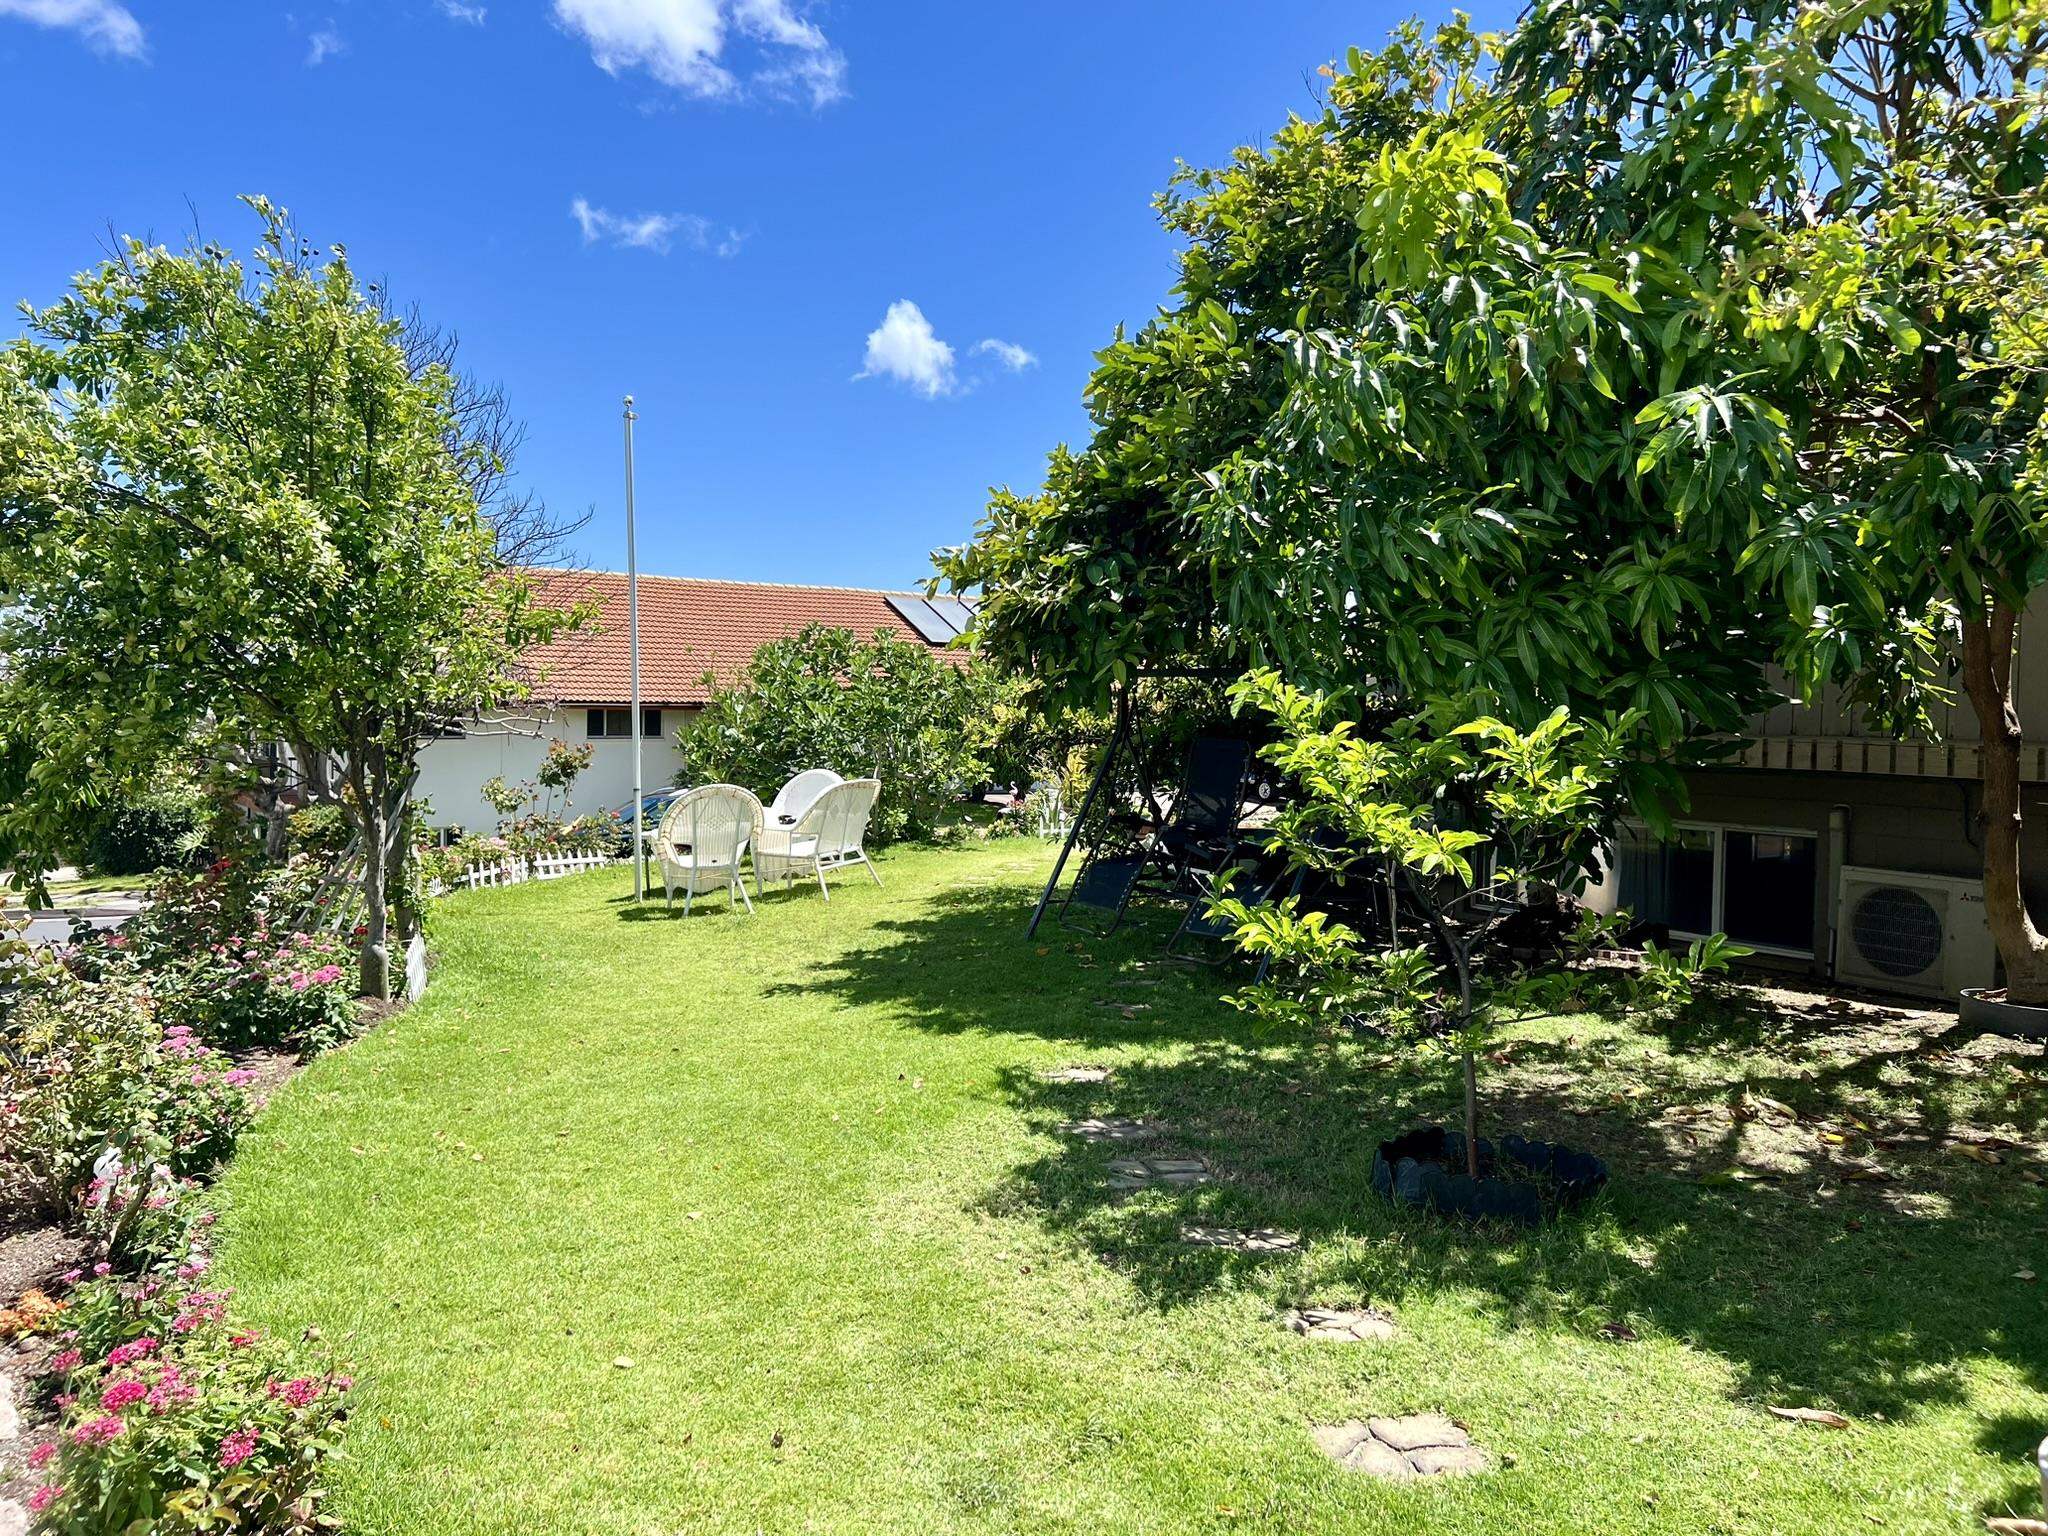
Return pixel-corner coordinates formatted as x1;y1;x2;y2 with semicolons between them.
656;784;762;915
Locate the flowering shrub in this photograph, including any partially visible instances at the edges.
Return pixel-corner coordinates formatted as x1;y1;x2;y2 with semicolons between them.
0;965;249;1219
502;812;618;859
71;858;359;1051
29;1255;353;1533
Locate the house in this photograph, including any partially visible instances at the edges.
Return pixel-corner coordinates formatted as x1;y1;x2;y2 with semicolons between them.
415;570;976;834
1586;607;2048;999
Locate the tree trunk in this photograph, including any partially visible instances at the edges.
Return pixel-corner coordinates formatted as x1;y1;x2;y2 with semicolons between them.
1462;1050;1480;1179
1961;607;2048;1003
356;744;392;1001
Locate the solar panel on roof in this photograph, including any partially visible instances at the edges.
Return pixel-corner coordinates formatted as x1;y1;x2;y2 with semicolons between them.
886;595;958;646
927;597;976;635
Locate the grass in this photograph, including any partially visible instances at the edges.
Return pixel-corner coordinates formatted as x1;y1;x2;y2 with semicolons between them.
216;839;2048;1535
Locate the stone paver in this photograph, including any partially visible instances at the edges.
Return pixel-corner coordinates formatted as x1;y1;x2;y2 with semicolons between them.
0;1497;26;1536
1040;1065;1111;1084
1314;1414;1488;1480
1109;1157;1210;1191
0;1370;17;1442
1285;1305;1397;1342
1178;1225;1300;1252
1060;1117;1156;1143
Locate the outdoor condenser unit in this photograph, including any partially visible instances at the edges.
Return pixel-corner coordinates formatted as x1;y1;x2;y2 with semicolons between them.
1834;866;1997;1000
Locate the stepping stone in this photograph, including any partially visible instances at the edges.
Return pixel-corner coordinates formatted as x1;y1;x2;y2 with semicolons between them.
1060;1116;1156;1143
1109;1157;1210;1190
1285;1305;1397;1342
1178;1225;1300;1252
1312;1423;1415;1480
1314;1414;1488;1479
1040;1065;1111;1084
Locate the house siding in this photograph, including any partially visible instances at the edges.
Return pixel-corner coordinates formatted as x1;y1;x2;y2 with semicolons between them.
415;704;694;833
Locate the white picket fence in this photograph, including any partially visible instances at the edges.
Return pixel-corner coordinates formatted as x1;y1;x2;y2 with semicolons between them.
453;852;614;892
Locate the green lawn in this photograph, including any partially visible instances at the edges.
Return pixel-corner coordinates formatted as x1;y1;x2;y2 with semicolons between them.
216;840;2048;1535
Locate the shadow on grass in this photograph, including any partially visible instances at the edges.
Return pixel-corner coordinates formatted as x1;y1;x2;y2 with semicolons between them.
787;876;2048;1425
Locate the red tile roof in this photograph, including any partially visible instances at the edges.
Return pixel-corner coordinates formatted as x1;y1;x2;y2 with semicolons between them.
516;569;965;707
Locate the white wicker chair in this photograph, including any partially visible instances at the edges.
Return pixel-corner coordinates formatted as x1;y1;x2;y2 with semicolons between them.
765;768;844;831
754;778;882;901
655;784;762;915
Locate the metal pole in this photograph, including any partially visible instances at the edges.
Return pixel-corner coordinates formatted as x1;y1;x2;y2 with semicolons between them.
625;395;643;902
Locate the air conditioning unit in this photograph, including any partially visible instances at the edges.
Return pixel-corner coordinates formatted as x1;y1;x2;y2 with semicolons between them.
1835;866;1996;1000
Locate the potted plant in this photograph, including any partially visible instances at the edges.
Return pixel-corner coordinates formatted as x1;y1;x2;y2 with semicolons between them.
1215;670;1745;1223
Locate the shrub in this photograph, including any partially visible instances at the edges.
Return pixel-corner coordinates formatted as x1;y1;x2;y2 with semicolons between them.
72;859;359;1052
0;964;250;1219
682;625;1009;844
284;802;352;859
28;1249;353;1532
83;782;211;878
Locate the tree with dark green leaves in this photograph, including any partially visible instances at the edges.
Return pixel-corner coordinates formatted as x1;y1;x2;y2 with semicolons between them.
0;200;571;997
942;1;2048;996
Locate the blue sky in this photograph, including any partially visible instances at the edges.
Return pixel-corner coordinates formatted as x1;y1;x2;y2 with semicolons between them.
1;0;1509;589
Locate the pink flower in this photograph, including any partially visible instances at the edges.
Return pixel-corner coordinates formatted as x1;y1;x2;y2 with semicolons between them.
71;1416;125;1446
222;1069;257;1088
268;1376;321;1407
60;1268;82;1284
100;1379;147;1411
27;1484;62;1514
218;1427;260;1469
229;1331;259;1348
310;964;344;985
28;1441;57;1468
288;972;310;992
106;1337;159;1367
46;1349;81;1374
93;1262;111;1276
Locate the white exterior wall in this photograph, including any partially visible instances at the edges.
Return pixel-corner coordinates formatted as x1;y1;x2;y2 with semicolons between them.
414;705;691;833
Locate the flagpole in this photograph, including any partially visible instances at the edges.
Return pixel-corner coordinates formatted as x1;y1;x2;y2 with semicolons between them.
624;394;643;902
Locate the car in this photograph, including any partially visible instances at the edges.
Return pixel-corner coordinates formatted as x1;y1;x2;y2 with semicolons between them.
607;790;682;854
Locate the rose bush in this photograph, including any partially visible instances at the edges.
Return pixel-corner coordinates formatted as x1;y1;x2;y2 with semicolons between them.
69;858;359;1051
0;963;250;1219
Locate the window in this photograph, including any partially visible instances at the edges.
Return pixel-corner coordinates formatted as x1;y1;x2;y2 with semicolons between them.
586;708;663;739
1615;825;1715;936
1615;823;1817;955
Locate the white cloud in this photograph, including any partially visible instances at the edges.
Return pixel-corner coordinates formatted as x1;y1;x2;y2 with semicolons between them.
570;197;742;257
0;0;145;58
975;338;1038;373
857;301;956;399
436;0;487;22
305;23;345;64
551;0;845;106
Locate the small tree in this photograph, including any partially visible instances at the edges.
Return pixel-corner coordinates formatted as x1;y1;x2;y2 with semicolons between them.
0;200;571;996
1218;671;1742;1177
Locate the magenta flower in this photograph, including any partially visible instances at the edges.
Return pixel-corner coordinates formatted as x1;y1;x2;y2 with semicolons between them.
71;1416;125;1447
100;1379;147;1411
27;1441;57;1468
268;1376;322;1407
46;1348;82;1374
218;1427;260;1469
27;1484;62;1513
106;1337;159;1367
